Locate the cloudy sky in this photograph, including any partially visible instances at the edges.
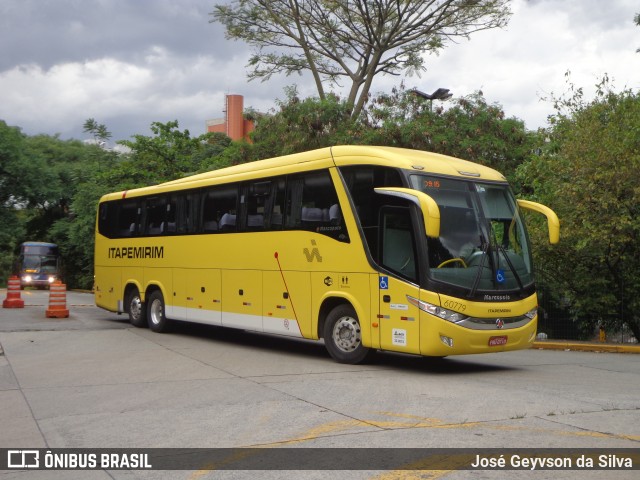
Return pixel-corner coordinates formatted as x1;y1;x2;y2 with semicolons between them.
0;0;638;144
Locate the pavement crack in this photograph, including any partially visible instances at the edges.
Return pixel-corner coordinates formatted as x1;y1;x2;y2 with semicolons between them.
536;412;640;444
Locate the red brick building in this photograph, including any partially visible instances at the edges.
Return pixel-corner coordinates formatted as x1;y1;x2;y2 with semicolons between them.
206;94;254;142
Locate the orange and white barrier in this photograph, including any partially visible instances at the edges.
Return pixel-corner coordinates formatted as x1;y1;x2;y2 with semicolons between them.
2;276;24;308
45;281;69;318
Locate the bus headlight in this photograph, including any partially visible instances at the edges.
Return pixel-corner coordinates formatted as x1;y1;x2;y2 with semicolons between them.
407;295;469;323
524;308;537;320
23;275;32;283
48;276;56;283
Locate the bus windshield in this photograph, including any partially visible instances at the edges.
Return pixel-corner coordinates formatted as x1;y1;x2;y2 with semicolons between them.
23;254;58;274
410;175;534;295
18;242;61;288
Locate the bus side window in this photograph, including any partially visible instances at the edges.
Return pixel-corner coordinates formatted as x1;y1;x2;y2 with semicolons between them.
340;166;404;255
202;190;219;233
203;185;238;233
268;177;286;230
163;196;177;234
99;202;115;238
242;180;271;231
117;200;141;237
286;171;349;242
286;177;303;229
145;197;166;236
177;192;200;234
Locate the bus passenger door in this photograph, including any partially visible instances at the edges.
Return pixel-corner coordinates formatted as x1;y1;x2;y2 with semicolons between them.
377;207;421;354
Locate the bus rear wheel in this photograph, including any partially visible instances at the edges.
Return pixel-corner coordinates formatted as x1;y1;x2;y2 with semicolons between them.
147;290;171;333
126;288;147;328
323;304;373;364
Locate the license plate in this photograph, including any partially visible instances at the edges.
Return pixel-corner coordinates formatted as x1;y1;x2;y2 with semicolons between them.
488;336;508;347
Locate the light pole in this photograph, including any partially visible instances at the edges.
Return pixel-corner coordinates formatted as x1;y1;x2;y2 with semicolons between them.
411;88;453;111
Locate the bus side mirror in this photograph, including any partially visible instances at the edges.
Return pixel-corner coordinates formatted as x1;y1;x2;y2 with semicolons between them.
374;187;440;238
517;199;560;244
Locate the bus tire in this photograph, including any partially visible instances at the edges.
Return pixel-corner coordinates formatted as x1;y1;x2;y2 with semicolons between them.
147;290;171;333
126;287;147;328
323;304;373;364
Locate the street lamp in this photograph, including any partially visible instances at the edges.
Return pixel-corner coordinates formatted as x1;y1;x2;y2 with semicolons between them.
411;88;453;111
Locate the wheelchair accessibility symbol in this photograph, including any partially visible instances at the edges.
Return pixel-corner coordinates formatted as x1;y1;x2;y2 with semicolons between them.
496;269;506;284
379;276;389;290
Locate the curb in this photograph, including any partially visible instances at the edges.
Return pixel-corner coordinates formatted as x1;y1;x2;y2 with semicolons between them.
532;341;640;354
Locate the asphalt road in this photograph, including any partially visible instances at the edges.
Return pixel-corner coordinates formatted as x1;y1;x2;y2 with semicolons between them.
0;290;638;479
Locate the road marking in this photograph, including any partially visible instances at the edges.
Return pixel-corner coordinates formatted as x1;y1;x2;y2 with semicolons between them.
188;409;640;479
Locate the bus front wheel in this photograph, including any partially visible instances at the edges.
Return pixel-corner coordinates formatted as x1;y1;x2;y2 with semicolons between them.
147;290;171;333
126;288;147;328
323;304;373;364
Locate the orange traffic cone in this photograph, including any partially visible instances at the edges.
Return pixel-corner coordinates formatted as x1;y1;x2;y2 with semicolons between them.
3;276;25;308
45;281;69;318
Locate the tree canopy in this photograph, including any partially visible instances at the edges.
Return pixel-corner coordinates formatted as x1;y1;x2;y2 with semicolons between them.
518;79;640;341
2;79;639;345
211;0;511;118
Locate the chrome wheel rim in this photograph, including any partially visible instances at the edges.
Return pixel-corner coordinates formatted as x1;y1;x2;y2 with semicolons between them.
129;295;142;321
332;316;361;352
149;298;163;326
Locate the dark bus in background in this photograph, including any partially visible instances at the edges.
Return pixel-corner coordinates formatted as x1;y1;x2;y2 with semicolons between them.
16;242;62;289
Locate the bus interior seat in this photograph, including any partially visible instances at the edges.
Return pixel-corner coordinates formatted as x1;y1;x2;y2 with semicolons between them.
220;213;237;231
329;204;341;224
247;214;264;229
271;212;283;227
302;207;323;223
203;220;218;232
160;222;176;234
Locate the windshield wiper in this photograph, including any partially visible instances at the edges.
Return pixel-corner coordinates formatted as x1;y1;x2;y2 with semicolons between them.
468;236;489;298
497;244;524;291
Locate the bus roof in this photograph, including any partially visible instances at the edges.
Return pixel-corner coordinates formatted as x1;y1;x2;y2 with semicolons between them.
330;145;505;180
100;145;506;201
21;241;57;247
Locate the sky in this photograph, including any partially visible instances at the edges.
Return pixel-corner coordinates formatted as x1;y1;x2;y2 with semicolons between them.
0;0;638;145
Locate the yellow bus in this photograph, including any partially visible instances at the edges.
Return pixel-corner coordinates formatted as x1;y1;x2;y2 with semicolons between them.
94;145;559;363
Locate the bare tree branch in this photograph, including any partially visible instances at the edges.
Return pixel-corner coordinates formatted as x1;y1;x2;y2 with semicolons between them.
211;0;511;119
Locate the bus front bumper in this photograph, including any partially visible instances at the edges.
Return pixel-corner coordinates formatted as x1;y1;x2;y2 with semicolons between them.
21;275;57;288
421;316;538;357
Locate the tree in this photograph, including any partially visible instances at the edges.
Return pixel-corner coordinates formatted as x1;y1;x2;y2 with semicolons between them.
248;84;533;182
118;120;215;183
251;86;358;157
83;118;112;147
517;79;640;342
211;0;511;119
361;86;534;181
0;120;117;287
0;121;28;283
